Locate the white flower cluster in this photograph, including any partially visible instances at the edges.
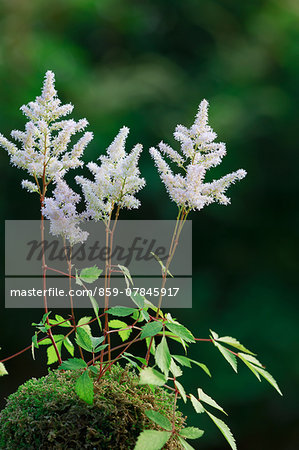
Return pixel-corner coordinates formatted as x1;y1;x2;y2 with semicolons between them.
76;127;145;222
42;176;88;245
150;99;246;210
0;71;93;193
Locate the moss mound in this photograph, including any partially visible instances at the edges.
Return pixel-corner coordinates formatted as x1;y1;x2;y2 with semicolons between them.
0;364;185;449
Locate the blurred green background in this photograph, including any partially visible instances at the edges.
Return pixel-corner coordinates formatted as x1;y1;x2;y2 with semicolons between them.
0;0;298;448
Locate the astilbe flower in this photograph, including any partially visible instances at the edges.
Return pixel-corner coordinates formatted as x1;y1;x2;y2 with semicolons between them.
0;70;93;193
150;99;246;211
42;176;88;245
76;126;145;222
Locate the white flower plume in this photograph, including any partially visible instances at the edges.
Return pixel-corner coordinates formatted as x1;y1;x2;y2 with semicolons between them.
42;176;88;246
150;99;246;210
0;70;93;193
76;126;145;222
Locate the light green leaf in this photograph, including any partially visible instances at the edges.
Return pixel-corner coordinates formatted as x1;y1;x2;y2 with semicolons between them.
131;292;145;309
119;328;132;342
109;319;128;329
47;341;62;365
170;359;183;377
139;367;167;386
206;411;237;450
75;328;93;352
253;366;283;395
180;427;204;439
38;334;64;345
165;323;195;343
197;388;226;415
79;266;102;283
210;330;219;340
238;353;263;368
60;358;87;370
176;380;187;403
77;317;92;335
134;430;171;450
53;314;72;327
190;394;205;414
0;362;8;376
141;322;163;339
178;436;196;450
108;306;136;317
155;337;171;376
63;336;74;356
216;336;255;355
145;410;172;431
118;264;133;288
212;340;238;373
75;370;94;405
238;353;261;381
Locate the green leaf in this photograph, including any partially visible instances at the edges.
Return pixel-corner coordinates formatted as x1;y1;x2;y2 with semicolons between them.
108;306;136;317
172;355;191;368
118;264;133;288
175;380;187;403
180;427;204;439
216;335;255;355
164;332;188;351
190;394;205;413
197;388;226;414
47;341;62;365
60;358;87;370
140;309;150;322
131;292;145;309
145;410;172;431
88;295;102;331
141;322;163;339
165;323;195;343
0;362;8;376
253;366;283;395
79;266;102;283
63;336;75;356
75;370;94;405
206;411;237;450
75;328;93;352
146;336;156;356
155;337;171;376
212;340;238;373
139;367;167;386
124;352;147;366
172;355;211;376
134;430;171;450
90;336;105;351
150;252;173;278
178;436;196;450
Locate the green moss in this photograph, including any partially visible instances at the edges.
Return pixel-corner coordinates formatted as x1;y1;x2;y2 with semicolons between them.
0;364;185;449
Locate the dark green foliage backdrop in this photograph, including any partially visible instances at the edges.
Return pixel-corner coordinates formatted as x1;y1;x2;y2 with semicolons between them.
0;1;298;448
